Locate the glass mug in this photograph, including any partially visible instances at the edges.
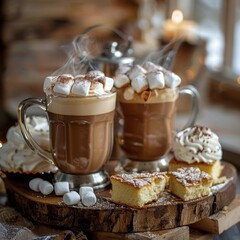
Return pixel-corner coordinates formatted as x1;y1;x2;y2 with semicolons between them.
117;85;199;171
18;93;116;187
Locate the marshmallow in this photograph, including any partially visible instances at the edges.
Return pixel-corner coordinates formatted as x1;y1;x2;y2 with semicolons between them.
114;74;130;88
90;82;105;95
147;71;165;89
63;191;80;205
128;65;146;81
54;181;70;196
39;180;54;195
72;79;91;96
123;86;135;100
103;77;114;91
29;178;44;192
53;74;74;95
165;72;181;88
155;66;181;88
79;186;94;196
82;191;97;207
131;75;148;93
86;70;105;81
43;76;57;95
143;61;159;72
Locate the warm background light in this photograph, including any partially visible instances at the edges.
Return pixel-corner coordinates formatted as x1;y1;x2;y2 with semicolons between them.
172;9;183;24
236;76;240;85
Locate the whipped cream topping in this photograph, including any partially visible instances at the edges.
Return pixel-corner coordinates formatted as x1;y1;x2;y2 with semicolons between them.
114;61;181;101
0;116;57;173
173;126;222;164
43;70;114;97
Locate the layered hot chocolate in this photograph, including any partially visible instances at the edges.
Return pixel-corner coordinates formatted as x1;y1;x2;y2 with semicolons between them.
43;71;116;174
114;62;181;161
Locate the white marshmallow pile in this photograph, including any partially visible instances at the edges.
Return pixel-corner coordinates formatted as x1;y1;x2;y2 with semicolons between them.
29;178;54;195
79;186;97;207
63;191;81;205
29;178;97;206
54;181;70;196
43;70;114;97
114;61;181;100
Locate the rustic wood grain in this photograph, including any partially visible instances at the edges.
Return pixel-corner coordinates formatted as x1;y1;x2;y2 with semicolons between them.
190;194;240;234
89;226;189;240
4;162;237;233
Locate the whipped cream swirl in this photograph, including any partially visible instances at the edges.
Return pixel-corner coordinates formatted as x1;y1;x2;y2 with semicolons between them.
173;126;222;164
0;116;57;173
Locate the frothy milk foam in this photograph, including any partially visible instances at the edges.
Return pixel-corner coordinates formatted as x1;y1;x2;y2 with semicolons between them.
48;94;116;116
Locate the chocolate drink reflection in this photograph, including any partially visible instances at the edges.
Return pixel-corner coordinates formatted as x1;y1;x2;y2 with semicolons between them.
118;100;176;161
49;111;115;174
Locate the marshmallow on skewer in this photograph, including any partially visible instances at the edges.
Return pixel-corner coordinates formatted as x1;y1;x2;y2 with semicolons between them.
39;180;54;195
29;178;44;192
54;181;70;196
63;191;81;205
147;71;165;89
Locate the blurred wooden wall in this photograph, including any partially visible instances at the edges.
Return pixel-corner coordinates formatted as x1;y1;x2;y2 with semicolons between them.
1;0;138;116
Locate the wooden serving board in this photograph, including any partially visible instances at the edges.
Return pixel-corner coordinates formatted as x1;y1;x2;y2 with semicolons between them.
4;162;237;233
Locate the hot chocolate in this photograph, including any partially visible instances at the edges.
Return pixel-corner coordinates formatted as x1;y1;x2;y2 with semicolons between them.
47;94;116;174
118;99;176;161
117;87;178;161
114;62;198;163
18;70;116;175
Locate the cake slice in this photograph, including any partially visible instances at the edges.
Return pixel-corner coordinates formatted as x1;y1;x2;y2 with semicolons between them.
171;125;223;180
168;167;213;201
169;158;223;180
110;172;168;208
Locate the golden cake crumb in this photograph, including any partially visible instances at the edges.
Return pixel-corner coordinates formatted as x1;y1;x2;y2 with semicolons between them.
110;172;168;208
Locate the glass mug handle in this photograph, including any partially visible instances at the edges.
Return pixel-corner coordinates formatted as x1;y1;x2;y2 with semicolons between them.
18;98;54;165
179;85;200;128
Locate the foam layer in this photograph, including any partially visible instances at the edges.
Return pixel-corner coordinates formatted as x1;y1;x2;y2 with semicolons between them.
117;88;178;104
47;92;116;116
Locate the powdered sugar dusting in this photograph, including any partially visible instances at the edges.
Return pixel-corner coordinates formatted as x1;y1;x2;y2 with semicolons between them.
110;172;166;188
169;167;212;187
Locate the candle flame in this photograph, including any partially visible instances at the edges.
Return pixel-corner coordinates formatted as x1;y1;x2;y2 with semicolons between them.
236;76;240;85
171;9;183;24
